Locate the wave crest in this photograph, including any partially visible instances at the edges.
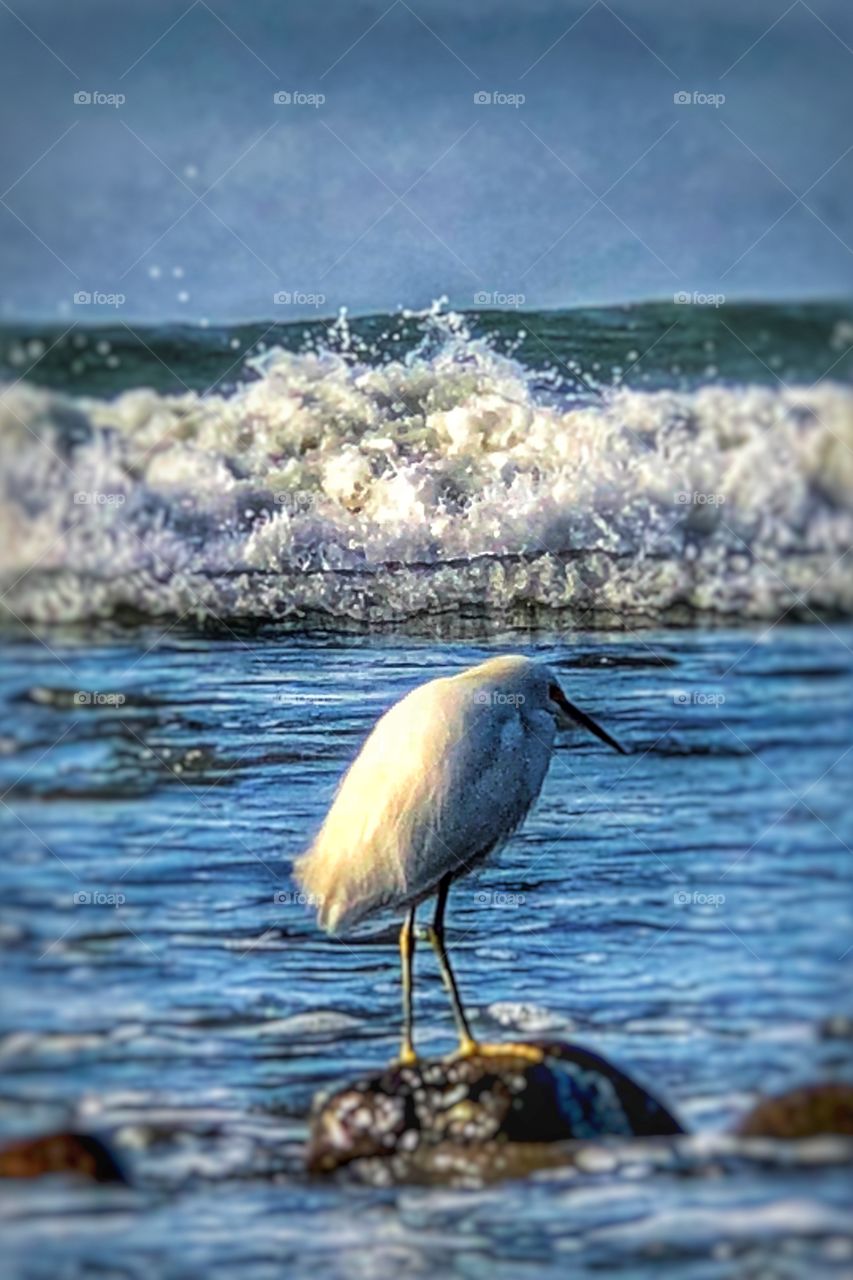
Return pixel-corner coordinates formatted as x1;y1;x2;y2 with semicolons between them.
2;312;852;626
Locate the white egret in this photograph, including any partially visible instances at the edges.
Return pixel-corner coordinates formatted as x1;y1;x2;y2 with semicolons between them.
295;655;626;1064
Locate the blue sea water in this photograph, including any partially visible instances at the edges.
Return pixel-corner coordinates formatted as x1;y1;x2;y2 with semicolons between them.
0;624;851;1277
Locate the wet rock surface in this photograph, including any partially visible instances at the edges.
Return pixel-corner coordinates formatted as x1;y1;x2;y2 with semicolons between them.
3;1061;850;1190
737;1082;853;1139
0;1132;125;1183
306;1040;683;1181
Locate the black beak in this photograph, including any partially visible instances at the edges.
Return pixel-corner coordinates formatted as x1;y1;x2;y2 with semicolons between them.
550;683;628;754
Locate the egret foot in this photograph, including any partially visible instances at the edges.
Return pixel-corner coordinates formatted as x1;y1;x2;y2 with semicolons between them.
446;1039;545;1064
475;1041;546;1063
396;1043;418;1068
447;1034;480;1059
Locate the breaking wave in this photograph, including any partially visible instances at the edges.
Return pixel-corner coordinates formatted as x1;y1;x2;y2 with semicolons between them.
2;309;852;627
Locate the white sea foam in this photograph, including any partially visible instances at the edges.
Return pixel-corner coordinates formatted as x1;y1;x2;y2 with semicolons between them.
2;313;852;625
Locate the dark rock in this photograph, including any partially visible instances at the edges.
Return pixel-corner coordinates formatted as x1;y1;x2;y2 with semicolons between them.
737;1082;853;1138
307;1040;683;1179
0;1132;125;1183
820;1014;853;1040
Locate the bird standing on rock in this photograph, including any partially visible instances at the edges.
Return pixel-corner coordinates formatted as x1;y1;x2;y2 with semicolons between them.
295;655;626;1065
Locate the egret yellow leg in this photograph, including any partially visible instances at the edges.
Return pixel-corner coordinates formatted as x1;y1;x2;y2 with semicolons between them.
428;876;478;1055
397;908;417;1066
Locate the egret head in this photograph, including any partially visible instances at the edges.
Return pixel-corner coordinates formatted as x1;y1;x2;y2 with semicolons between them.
465;655;627;754
543;668;626;754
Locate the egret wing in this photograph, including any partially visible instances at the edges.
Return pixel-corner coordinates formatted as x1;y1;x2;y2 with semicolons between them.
294;676;551;932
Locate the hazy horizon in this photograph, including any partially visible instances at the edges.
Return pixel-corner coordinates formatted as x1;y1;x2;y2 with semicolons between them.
2;0;852;323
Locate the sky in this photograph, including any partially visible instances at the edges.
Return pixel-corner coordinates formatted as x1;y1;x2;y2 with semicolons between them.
1;0;852;322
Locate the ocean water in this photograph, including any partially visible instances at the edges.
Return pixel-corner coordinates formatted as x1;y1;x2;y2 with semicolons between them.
1;304;852;1277
2;301;852;627
0;626;851;1276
